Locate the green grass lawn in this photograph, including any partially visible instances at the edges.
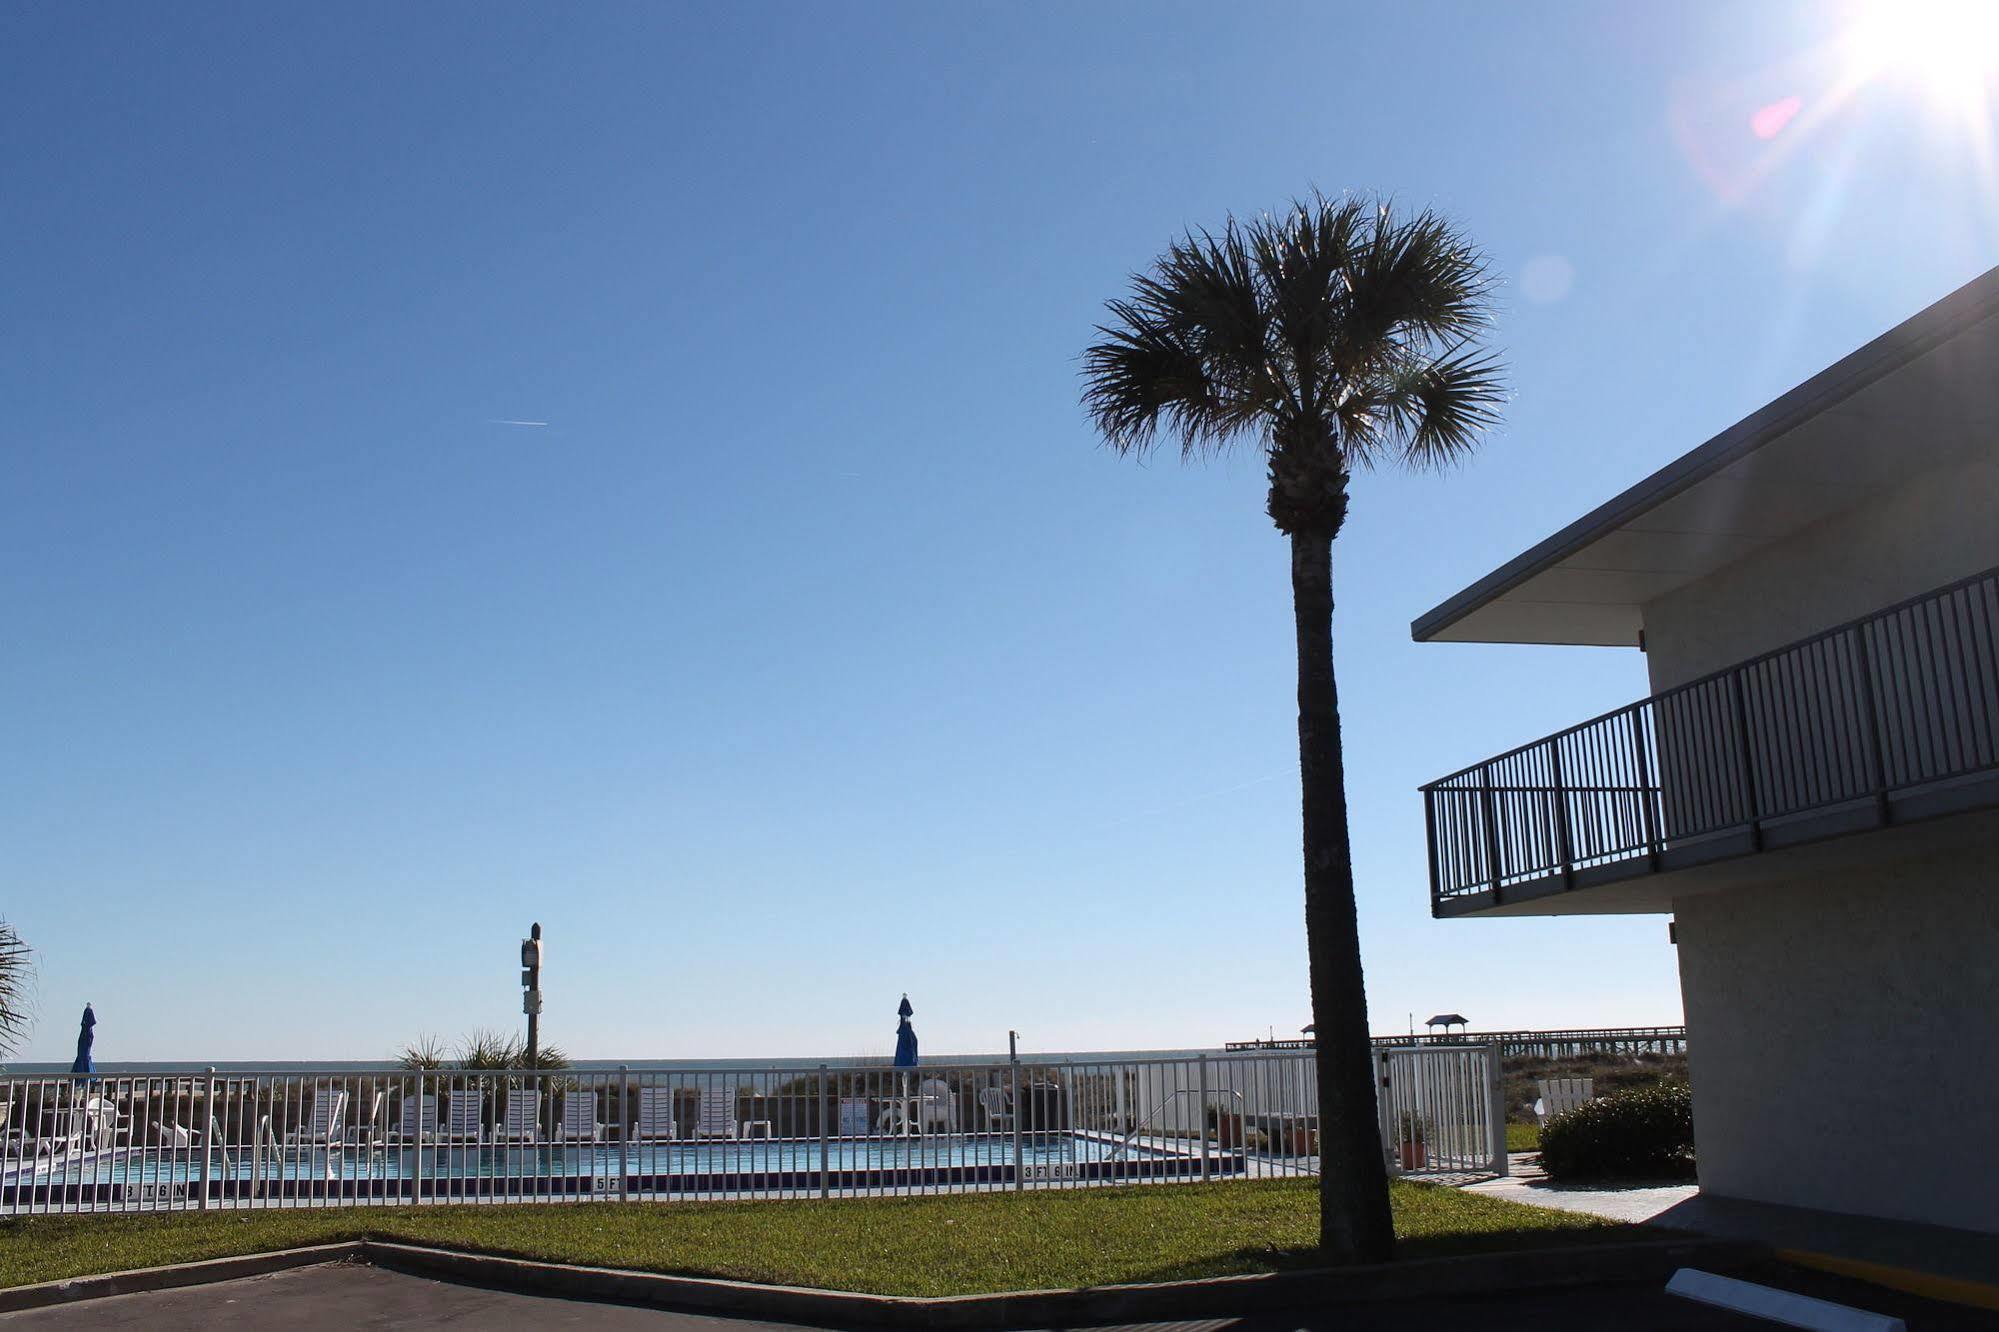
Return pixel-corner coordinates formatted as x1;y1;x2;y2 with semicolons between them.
0;1180;1621;1297
1507;1121;1541;1152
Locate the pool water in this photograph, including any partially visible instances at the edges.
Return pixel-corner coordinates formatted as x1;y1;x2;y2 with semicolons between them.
12;1132;1186;1187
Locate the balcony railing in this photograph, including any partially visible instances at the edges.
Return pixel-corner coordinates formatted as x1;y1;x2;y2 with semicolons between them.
1422;566;1999;913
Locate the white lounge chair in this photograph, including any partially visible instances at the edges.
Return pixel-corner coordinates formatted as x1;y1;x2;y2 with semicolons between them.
1533;1077;1594;1126
633;1087;676;1141
40;1097;117;1158
977;1087;1014;1132
346;1091;386;1146
836;1097;870;1137
393;1094;439;1143
693;1087;737;1139
151;1119;199;1148
498;1089;540;1144
917;1078;957;1132
284;1089;348;1147
444;1091;485;1142
558;1092;602;1144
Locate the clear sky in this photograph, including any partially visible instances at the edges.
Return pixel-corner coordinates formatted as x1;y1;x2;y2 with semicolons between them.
4;2;1995;1064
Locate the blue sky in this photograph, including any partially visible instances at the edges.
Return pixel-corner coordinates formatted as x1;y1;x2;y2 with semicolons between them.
3;2;1994;1063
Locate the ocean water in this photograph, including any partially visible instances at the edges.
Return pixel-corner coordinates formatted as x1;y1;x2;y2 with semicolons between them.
2;1049;1225;1076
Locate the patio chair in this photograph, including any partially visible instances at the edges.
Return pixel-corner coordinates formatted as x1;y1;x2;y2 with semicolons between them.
693;1086;738;1139
917;1078;958;1132
345;1091;386;1146
392;1094;439;1143
1533;1077;1594;1126
151;1119;201;1148
444;1091;485;1142
558;1091;602;1144
836;1097;870;1137
283;1089;348;1147
977;1087;1014;1132
633;1086;676;1141
498;1088;540;1144
39;1097;117;1158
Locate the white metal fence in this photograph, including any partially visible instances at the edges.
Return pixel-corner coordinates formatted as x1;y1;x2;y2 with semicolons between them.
0;1047;1501;1215
1376;1044;1507;1177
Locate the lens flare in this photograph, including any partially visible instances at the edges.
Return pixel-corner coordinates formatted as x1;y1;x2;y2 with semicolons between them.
1841;0;1999;126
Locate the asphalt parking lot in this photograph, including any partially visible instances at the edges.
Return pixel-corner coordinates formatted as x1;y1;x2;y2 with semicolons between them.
5;1259;1992;1330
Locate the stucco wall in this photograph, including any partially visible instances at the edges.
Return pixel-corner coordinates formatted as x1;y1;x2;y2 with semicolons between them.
1674;842;1999;1234
1642;456;1999;692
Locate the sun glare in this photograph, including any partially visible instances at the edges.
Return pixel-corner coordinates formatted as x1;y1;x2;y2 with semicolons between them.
1842;0;1999;122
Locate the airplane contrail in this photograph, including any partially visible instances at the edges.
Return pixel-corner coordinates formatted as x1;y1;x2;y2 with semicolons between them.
490;419;550;427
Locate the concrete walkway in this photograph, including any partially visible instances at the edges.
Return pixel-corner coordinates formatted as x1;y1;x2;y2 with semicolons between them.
1460;1152;1698;1224
1464;1154;1999;1309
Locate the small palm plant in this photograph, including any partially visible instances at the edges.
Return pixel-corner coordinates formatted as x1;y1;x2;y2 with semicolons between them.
0;922;32;1060
1082;192;1504;1262
396;1034;449;1071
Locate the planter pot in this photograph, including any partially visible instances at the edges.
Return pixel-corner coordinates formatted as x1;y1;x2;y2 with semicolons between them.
1398;1140;1427;1170
1213;1115;1244;1149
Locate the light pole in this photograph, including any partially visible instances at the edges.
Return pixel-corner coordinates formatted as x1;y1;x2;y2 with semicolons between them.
521;923;544;1078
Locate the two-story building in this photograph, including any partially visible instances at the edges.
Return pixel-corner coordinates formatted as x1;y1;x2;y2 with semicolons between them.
1413;266;1999;1240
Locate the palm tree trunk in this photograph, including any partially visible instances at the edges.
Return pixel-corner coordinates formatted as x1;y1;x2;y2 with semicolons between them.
1291;531;1394;1263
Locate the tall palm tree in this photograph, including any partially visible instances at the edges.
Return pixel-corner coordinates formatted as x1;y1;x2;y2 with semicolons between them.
1081;194;1503;1262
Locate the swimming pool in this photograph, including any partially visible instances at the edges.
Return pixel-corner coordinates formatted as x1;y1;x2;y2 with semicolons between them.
3;1132;1231;1206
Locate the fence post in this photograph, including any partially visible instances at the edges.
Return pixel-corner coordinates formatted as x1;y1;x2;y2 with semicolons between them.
1421;788;1442;909
1547;741;1575;888
1376;1050;1396;1176
411;1073;425;1207
1479;764;1504;900
1850;624;1893;821
818;1064;830;1200
618;1067;631;1202
198;1068;215;1211
1197;1055;1211;1183
1010;1062;1023;1192
1483;1044;1507;1178
1728;672;1762;847
1630;704;1661;868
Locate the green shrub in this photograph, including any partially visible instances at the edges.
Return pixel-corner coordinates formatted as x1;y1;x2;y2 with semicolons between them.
1539;1082;1695;1182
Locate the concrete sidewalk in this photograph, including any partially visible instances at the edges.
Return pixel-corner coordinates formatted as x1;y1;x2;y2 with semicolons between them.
1460;1152;1698;1224
1463;1153;1999;1309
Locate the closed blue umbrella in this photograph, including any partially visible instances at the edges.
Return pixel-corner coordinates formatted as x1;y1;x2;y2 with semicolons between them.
893;994;918;1068
71;1004;96;1076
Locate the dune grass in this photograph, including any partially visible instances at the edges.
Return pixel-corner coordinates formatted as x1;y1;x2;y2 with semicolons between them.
0;1179;1622;1297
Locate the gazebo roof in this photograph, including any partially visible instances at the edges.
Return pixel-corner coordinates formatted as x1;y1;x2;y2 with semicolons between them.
1425;1013;1468;1027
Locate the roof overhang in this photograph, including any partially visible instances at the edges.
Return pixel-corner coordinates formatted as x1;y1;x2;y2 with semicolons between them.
1412;266;1999;646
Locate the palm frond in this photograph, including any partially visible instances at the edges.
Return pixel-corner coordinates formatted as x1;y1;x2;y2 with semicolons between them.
1084;190;1503;499
1081;222;1282;457
0;923;31;1059
1384;346;1508;469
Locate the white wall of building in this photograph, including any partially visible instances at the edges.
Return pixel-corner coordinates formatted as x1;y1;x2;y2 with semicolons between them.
1673;842;1999;1234
1642;456;1999;692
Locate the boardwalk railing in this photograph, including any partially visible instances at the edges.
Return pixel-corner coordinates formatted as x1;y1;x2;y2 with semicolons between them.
1423;566;1999;911
1231;1027;1687;1060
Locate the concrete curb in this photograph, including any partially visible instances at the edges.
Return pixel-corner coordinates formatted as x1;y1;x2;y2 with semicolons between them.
0;1243;362;1315
363;1237;1764;1328
0;1236;1766;1326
